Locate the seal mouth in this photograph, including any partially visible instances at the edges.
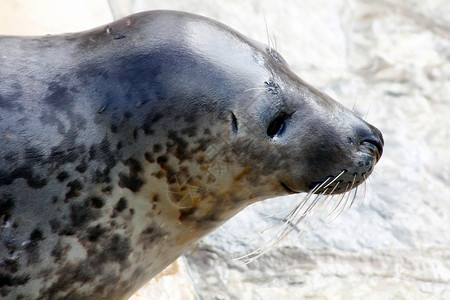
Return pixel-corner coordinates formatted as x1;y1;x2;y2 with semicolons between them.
280;182;298;194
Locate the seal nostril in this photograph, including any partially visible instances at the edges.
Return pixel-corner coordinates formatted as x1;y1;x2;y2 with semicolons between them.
357;124;384;159
361;137;383;158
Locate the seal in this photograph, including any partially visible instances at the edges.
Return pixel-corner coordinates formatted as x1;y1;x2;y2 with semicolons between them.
0;10;383;299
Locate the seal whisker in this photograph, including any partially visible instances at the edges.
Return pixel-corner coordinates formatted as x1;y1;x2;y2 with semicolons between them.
243;87;270;93
348;185;359;211
328;176;359;221
338;185;355;216
279;179;328;229
314;181;343;224
352;96;358;113
282;178;333;232
322;169;346;190
328;186;348;220
275;193;314;240
346;174;359;211
336;176;356;216
239;183;327;263
281;185;331;242
256;205;302;236
360;174;368;205
264;15;272;50
294;189;333;238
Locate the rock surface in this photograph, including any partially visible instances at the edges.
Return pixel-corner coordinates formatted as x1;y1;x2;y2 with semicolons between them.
1;0;449;299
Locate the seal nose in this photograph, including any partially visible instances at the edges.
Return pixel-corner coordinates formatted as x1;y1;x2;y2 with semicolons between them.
357;124;384;161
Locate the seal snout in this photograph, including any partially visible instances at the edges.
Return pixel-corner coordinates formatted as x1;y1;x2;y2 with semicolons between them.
356;124;384;162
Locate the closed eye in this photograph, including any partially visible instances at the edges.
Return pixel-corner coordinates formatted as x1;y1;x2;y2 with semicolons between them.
267;112;290;139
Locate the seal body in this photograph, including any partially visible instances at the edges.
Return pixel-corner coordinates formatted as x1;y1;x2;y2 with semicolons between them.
0;11;383;299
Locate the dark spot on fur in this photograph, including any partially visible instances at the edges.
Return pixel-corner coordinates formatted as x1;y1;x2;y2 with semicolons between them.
103;234;131;264
101;185;113;194
70;199;101;228
179;207;198;222
144;152;154;163
49;219;61;233
142;113;163;135
26;228;45;265
88;137;118;182
153;171;165;179
0;166;48;188
2;257;19;273
181;126;197;137
24;147;45;162
118;158;145;192
93;168;111;184
44;81;74;110
29;228;44;241
75;159;88;173
51;240;69;262
115;198;128;213
133;128;138;140
142;125;154;135
129;208;135;215
153;144;162;153
59;227;75;236
124;111;132;119
118;173;144;193
151;113;163;124
152;194;159;202
56;171;69;182
0;273;30;288
0;194;14;225
167;131;190;160
197;214;221;229
156;155;168;165
192;137;214;154
125;157;141;173
65;180;83;200
89;144;97;159
87;224;107;242
111;123;118;133
116;141;123;150
89;196;104;209
42;260;97;298
140;226;166;250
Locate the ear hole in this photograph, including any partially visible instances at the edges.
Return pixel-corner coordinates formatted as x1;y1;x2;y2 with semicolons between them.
267;112;289;139
230;112;238;134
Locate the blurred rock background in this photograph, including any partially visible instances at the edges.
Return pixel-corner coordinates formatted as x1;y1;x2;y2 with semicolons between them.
1;0;449;299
